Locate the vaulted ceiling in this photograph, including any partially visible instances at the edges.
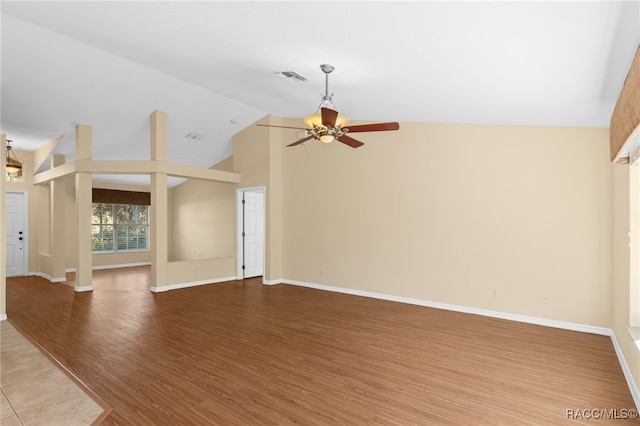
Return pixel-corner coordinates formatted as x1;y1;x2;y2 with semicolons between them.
1;1;639;186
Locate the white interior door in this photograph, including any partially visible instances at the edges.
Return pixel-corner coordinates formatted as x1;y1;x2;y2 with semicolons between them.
242;191;265;278
6;192;26;277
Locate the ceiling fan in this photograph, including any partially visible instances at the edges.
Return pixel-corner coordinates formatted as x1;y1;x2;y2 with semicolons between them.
258;64;400;148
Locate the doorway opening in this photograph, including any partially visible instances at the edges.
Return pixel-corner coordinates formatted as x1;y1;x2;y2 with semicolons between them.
236;187;265;279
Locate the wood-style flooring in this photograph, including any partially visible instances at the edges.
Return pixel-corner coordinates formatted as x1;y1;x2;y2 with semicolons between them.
5;267;638;425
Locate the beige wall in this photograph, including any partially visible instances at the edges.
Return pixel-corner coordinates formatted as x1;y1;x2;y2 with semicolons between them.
169;156;236;261
233;117;270;187
281;121;613;327
233;115;283;282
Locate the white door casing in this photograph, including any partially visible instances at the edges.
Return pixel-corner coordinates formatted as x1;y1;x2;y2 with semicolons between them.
6;191;26;277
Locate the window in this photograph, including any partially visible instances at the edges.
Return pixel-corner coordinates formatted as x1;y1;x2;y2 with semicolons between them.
92;203;149;252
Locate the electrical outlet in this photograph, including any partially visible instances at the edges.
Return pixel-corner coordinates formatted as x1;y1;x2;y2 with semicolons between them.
491;289;498;297
321;268;326;276
542;296;549;304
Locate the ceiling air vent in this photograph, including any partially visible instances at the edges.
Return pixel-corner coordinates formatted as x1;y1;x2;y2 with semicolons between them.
185;132;204;140
273;71;307;82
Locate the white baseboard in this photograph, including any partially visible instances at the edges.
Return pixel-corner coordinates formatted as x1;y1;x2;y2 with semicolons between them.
150;276;237;293
0;313;7;321
74;286;93;292
611;332;640;409
33;263;150;281
282;279;611;335
34;271;66;283
280;278;639;407
234;276;279;285
34;272;52;281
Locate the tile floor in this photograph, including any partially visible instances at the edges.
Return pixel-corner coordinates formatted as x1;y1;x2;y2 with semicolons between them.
0;321;107;425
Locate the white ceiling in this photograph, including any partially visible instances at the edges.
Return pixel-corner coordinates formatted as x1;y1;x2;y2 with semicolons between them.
1;1;639;187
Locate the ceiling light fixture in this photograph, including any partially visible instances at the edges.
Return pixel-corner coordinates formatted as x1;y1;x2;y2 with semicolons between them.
6;140;22;174
256;64;400;148
303;64;349;144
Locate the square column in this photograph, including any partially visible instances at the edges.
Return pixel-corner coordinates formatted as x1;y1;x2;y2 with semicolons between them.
50;155;66;281
75;125;93;292
150;111;168;291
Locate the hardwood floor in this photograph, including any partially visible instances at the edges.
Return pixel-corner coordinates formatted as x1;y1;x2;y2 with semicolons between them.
6;267;638;425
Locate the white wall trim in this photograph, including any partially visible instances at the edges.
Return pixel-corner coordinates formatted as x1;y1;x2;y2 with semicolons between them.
34;271;66;283
65;262;151;273
628;326;640;350
35;271;53;281
283;279;611;335
611;331;640;409
74;286;93;292
39;263;152;282
262;278;281;285
150;276;237;293
0;313;7;321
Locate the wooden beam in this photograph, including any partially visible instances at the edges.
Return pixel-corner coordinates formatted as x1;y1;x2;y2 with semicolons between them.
151;110;167;162
164;162;240;183
74;160;159;174
33;160;240;185
33;134;64;173
32;161;75;185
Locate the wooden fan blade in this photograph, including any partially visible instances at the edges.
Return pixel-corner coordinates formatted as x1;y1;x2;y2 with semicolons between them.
337;134;364;148
344;122;400;133
256;124;307;130
321;107;338;127
286;135;314;147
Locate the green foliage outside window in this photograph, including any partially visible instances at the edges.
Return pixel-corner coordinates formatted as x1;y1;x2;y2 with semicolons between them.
92;203;149;252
